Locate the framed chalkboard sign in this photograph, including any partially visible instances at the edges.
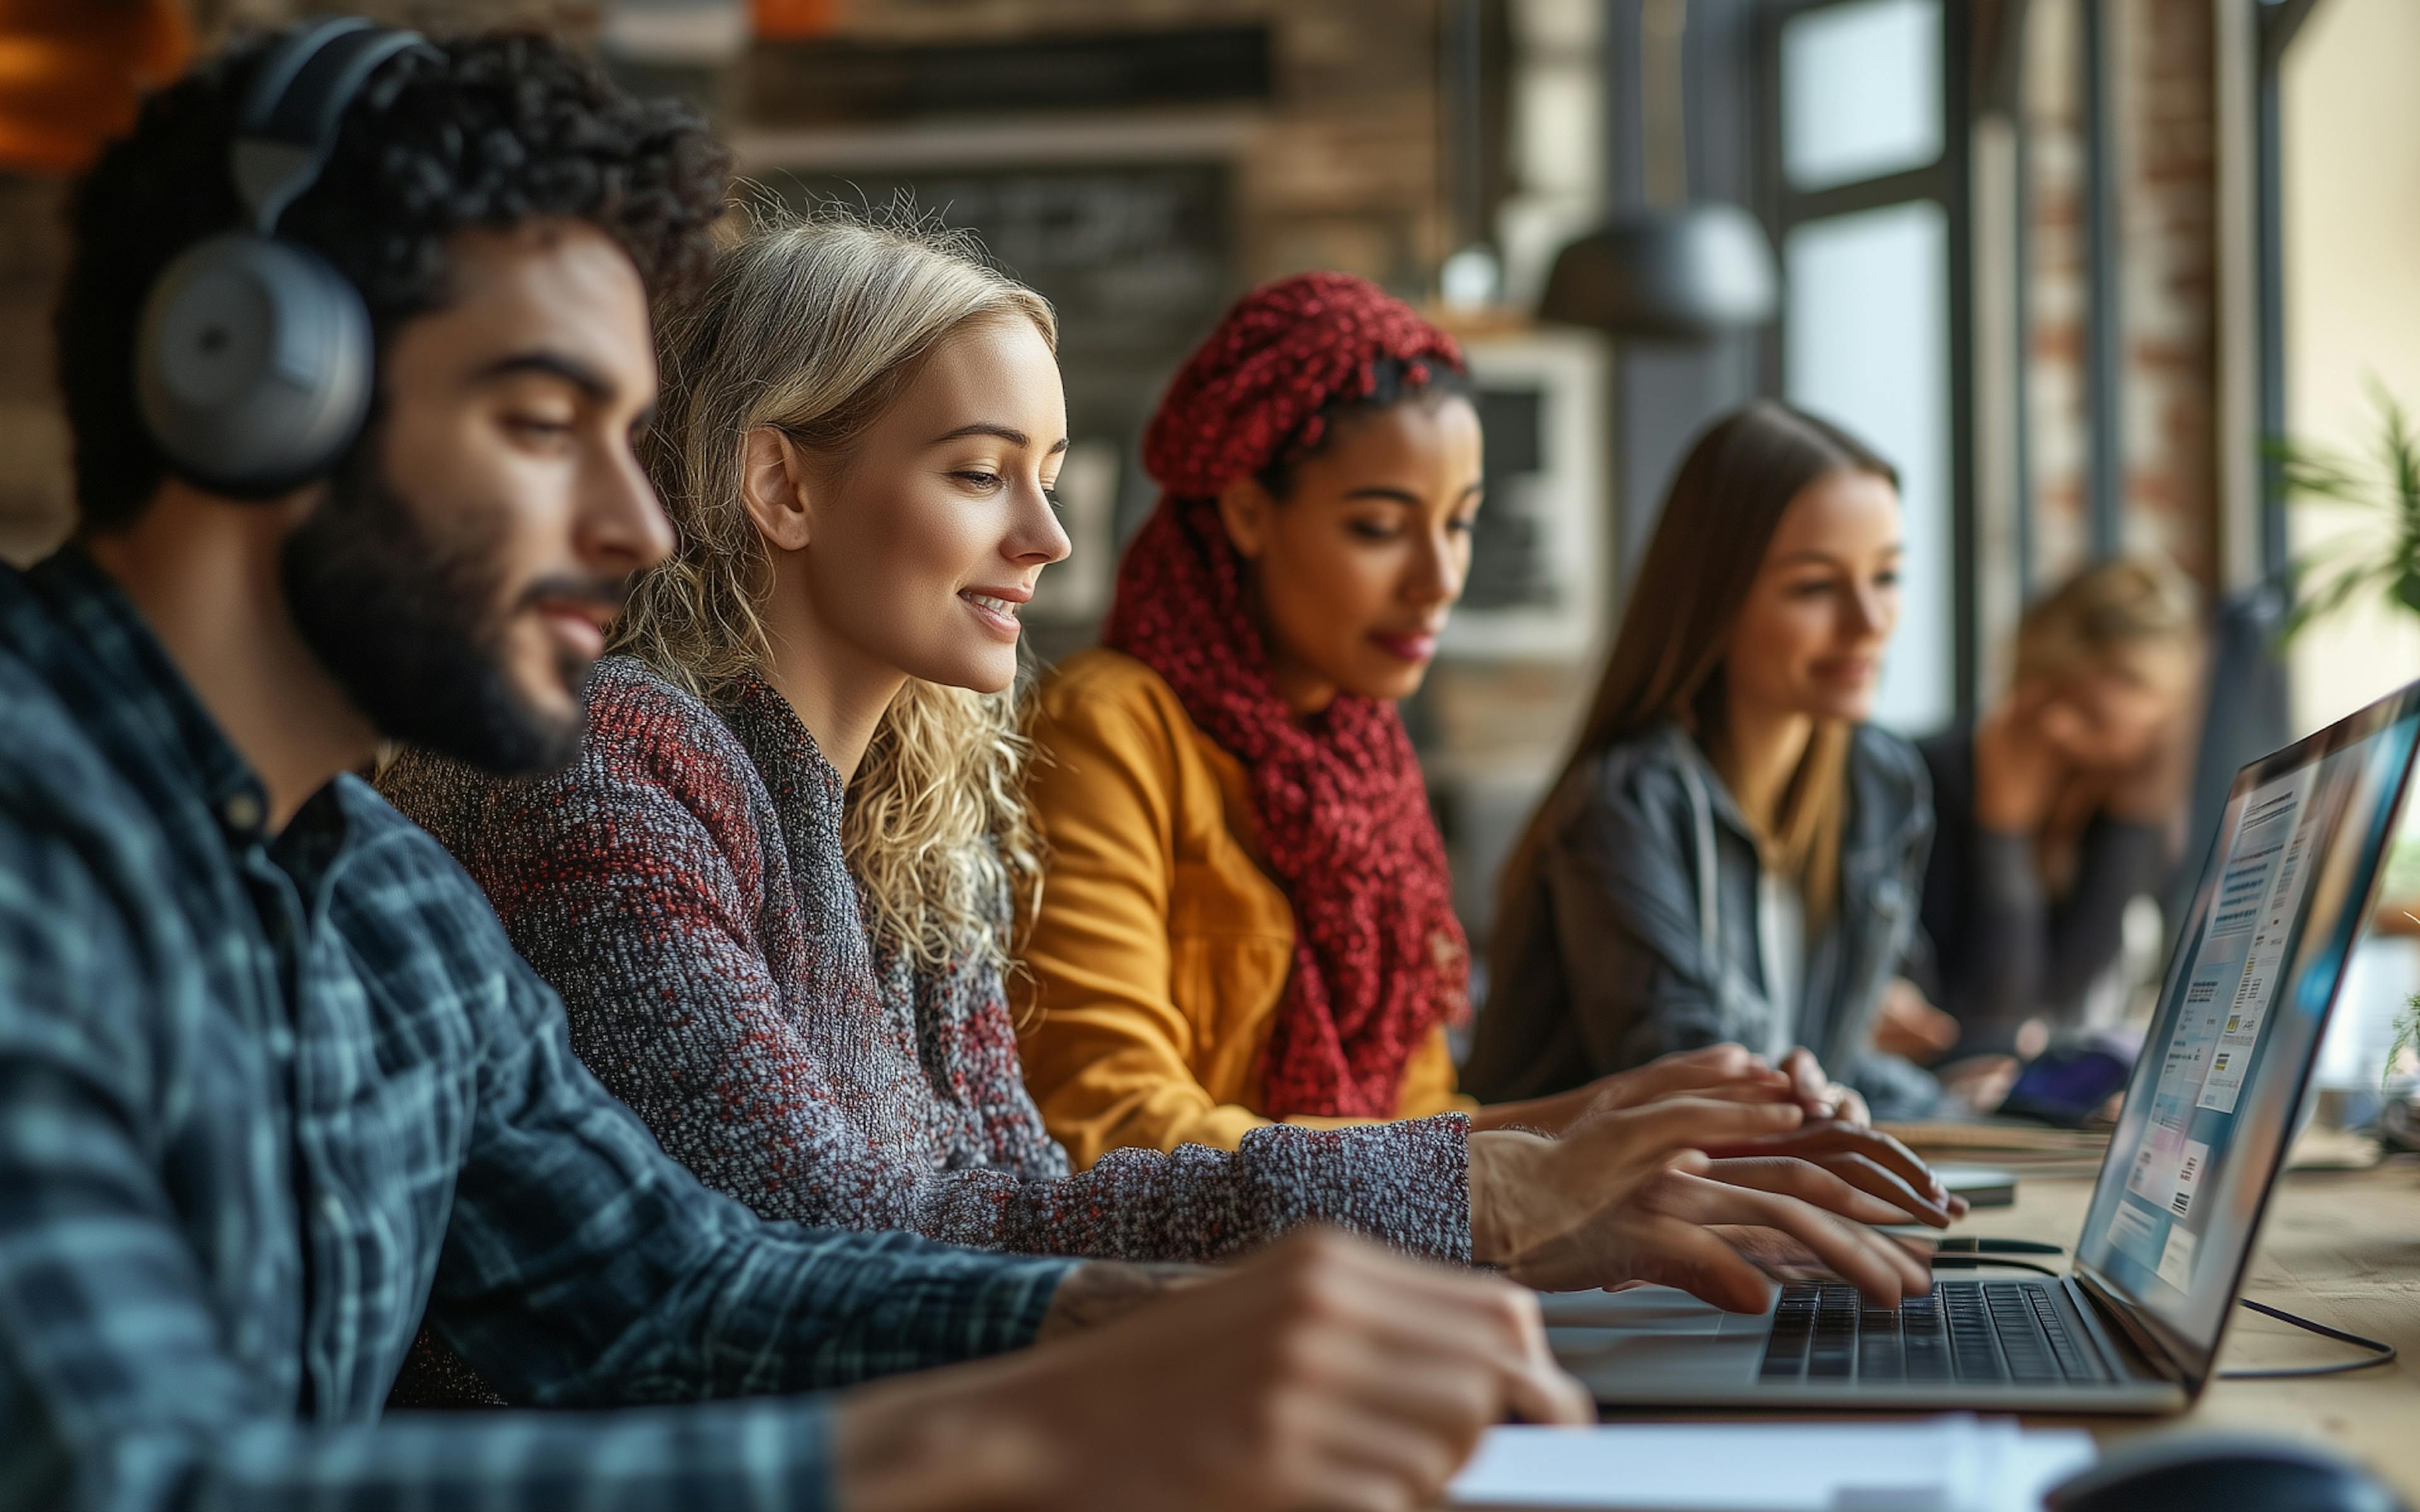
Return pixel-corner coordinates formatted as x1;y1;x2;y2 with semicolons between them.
1441;331;1613;661
763;161;1231;360
742;28;1272;123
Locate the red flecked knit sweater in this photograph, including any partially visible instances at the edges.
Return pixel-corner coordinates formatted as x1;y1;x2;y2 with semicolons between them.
378;657;1472;1273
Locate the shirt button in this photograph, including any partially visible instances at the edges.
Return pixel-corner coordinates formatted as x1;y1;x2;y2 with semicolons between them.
222;793;263;831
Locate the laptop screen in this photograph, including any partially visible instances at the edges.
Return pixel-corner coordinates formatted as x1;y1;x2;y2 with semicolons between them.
2075;681;2420;1384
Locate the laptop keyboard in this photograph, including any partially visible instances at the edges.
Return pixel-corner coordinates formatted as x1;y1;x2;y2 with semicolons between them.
1756;1281;2109;1386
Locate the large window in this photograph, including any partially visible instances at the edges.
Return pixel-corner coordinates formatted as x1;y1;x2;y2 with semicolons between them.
1779;0;1942;190
2270;0;2420;736
2258;0;2420;1101
1763;0;1972;732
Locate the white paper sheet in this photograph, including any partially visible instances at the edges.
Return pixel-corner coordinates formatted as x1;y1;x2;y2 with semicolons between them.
1447;1414;2096;1511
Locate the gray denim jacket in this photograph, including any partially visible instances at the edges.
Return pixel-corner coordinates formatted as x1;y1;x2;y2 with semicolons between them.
1464;721;1944;1120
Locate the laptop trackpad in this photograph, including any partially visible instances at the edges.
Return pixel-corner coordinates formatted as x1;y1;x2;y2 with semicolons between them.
1539;1287;1770;1393
1534;1286;1766;1333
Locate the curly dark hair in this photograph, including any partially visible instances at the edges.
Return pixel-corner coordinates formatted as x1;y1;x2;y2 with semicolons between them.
56;29;731;532
1253;355;1477;501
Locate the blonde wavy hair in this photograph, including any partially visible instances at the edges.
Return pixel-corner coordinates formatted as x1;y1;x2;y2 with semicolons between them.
2012;556;2202;686
616;203;1058;977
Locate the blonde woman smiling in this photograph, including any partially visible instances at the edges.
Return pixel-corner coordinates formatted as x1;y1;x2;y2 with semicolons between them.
381;215;1940;1337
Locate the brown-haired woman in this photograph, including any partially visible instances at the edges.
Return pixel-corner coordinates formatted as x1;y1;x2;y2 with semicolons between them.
1464;401;1950;1121
1910;558;2203;1058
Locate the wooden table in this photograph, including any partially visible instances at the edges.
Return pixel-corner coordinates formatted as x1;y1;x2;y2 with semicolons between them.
1958;1159;2420;1496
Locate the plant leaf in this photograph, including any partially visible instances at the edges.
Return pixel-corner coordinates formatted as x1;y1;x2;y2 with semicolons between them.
2386;990;2420;1093
2273;384;2420;640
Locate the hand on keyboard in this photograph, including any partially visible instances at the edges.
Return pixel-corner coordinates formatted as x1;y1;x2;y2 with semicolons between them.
1476;1097;1935;1312
1697;1120;1966;1227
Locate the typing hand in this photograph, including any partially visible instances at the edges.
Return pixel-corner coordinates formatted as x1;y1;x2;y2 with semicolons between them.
1698;1119;1966;1227
1470;1098;1931;1311
1582;1043;1801;1114
1778;1047;1870;1126
1937;1053;2022;1115
1472;1043;1797;1137
1704;1222;1939;1284
1873;978;1962;1064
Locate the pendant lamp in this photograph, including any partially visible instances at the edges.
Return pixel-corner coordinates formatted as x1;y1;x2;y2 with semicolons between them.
1536;0;1777;340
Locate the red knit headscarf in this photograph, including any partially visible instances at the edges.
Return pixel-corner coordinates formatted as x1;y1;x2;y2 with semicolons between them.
1107;271;1471;1120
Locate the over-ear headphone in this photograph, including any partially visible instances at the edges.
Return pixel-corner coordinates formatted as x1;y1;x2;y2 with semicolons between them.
134;18;437;500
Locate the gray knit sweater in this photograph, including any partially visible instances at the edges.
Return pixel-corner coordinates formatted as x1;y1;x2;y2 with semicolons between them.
378;656;1471;1268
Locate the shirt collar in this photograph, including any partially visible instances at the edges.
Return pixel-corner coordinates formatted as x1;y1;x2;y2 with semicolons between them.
20;545;277;843
1649;718;1919;869
714;665;846;810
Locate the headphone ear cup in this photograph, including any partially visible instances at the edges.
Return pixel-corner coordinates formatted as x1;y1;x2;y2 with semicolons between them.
135;232;373;500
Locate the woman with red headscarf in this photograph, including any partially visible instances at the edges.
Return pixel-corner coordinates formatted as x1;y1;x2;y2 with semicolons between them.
1021;275;1951;1196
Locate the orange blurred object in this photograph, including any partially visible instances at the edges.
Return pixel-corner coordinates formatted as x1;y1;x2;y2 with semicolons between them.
752;0;839;42
0;0;193;174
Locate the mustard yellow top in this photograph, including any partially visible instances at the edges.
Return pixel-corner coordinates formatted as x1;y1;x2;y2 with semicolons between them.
1020;648;1477;1169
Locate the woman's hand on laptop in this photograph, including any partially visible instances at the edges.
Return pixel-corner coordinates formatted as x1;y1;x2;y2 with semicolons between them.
1697;1120;1965;1227
1478;1150;1934;1311
1936;1053;2022;1114
1470;1043;1797;1137
1702;1223;1939;1288
1873;978;1962;1063
1777;1047;1870;1125
1469;1097;1932;1310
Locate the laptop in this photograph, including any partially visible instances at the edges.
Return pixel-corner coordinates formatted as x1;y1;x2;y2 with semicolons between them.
1541;676;2420;1413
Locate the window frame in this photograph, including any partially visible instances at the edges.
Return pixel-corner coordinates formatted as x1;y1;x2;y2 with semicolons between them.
2254;0;2325;580
1753;0;1979;719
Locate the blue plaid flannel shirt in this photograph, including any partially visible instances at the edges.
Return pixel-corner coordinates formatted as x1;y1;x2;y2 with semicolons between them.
0;549;1076;1511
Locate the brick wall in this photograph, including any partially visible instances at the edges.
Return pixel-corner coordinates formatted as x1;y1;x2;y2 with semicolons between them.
2022;0;2219;594
800;0;1450;292
2119;0;2217;585
2022;0;2090;581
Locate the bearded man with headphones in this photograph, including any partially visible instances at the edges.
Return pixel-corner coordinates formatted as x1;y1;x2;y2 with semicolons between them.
0;20;1586;1512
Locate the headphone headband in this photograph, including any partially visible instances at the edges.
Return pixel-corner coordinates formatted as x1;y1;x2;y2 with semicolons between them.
233;19;435;234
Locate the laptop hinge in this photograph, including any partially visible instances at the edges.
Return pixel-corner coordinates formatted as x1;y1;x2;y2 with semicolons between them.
2073;1269;2187;1385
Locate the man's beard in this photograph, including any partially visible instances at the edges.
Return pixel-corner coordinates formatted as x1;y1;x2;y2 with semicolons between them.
281;444;629;777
